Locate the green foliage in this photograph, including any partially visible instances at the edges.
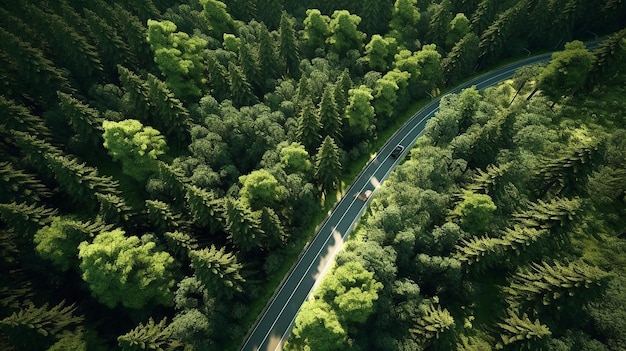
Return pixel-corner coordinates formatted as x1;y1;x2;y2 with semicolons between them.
184;184;224;231
327;10;366;57
280;142;313;175
318;86;342;141
389;0;420;49
146;19;207;100
239;169;282;210
314;136;342;196
315;261;383;324
0;300;84;351
365;35;396;72
297;99;322;154
0;202;57;237
102;119;168;182
0;161;51;203
450;191;497;234
345;85;375;136
118;317;182;351
496;308;551;350
224;198;264;252
504;260;611;310
410;302;455;341
78;229;176;309
189;245;245;300
34;216;110;272
57;92;104;150
289;299;347;351
278;12;300;77
446;13;471;50
199;0;237;39
539;41;596;100
302;9;330;56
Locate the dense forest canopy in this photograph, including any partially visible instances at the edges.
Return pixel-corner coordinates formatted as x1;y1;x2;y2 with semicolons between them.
0;0;625;350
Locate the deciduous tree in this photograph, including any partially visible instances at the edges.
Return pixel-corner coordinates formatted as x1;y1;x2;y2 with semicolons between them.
78;229;176;309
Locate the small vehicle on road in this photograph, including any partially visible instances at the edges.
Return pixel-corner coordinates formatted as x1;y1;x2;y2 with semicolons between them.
390;145;404;159
356;189;372;201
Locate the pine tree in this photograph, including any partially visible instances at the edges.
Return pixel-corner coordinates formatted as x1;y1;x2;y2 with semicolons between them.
259;207;287;248
0;27;72;108
512;197;581;234
109;3;153;68
224;198;264;253
257;23;281;85
442;32;480;85
146;200;182;234
318;86;342;141
314;136;342;196
117;65;151;119
189;245;245;299
164;231;198;261
504;260;611;311
333;69;353;114
28;5;103;87
297;99;322;154
0;202;57;237
0;300;84;350
238;42;263;95
0;96;52;139
96;193;133;225
0;161;52;203
157;161;189;205
56;92;104;150
184;184;225;232
205;53;231;102
410;303;455;342
453;235;503;273
228;62;258;107
117;317;182;351
83;8;136;77
496;308;551;350
146;73;191;147
278;12;300;77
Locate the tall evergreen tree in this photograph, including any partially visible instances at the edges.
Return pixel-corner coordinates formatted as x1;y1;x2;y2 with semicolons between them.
184;184;225;232
0;161;52;203
146;73;191;147
496;308;551;350
189;245;245;300
228;62;258;107
117;317;182;351
278;12;300;77
257;23;281;85
297;99;322;154
0;201;58;237
238;42;263;96
314;136;342;196
318;86;342;141
56;92;104;150
224;198;264;253
333;69;353;115
0;300;84;351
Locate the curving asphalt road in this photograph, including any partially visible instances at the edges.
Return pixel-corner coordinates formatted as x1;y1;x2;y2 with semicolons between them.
240;44;598;351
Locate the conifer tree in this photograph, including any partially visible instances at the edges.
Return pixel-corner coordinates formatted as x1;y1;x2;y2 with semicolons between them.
0;300;84;350
199;0;237;39
118;317;182;351
238;42;263;95
110;3;153;68
117;65;151;119
56;92;104;150
184;184;225;232
0;202;57;237
205;53;231;102
228;62;258;107
258;207;287;248
146;200;182;234
189;245;245;299
257;23;281;84
224;198;264;253
146;73;191;146
0;96;52;139
333;69;353;114
512;197;581;234
496;308;551;350
0;161;52;203
504;260;611;311
318;86;342;141
0;27;72;107
410;303;455;343
314;136;342;196
297;99;322;154
442;32;480;85
157;161;189;204
278;12;300;77
96;193;133;225
164;231;198;261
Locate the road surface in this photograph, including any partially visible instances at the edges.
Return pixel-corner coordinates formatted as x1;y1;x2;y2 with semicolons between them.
240;44;596;351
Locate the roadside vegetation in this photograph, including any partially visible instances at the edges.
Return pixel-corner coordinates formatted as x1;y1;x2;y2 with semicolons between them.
0;0;624;350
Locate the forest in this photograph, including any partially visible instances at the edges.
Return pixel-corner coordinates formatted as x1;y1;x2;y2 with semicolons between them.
0;0;624;350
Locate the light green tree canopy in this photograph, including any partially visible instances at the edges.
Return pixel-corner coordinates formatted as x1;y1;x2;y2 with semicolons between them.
346;85;375;135
102;119;167;181
539;40;596;100
303;9;330;55
327;10;366;57
289;299;347;351
451;191;497;234
280;142;312;175
77;229;176;309
239;169;282;210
